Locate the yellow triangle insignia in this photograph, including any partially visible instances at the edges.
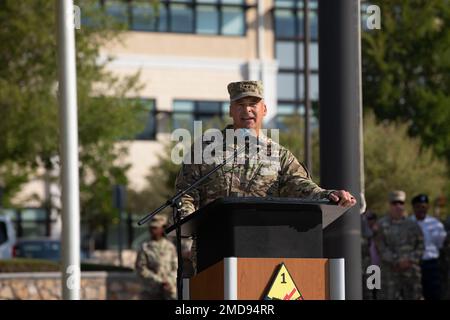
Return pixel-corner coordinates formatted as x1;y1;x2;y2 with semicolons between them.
264;263;304;300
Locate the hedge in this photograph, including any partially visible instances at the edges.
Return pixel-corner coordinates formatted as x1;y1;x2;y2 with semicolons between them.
0;258;133;273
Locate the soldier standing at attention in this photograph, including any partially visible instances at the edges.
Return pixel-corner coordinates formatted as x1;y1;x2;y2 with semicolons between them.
375;191;425;299
175;80;357;271
135;215;177;300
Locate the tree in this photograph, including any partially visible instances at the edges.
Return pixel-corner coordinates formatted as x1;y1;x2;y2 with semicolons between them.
278;115;321;180
0;1;147;237
363;111;447;215
362;0;450;164
279;113;448;216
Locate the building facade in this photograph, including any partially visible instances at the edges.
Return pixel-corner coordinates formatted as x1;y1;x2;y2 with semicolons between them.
9;0;321;245
100;0;319;191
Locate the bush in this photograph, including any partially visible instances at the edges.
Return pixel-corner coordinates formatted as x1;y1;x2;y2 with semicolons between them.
0;259;59;273
0;259;133;273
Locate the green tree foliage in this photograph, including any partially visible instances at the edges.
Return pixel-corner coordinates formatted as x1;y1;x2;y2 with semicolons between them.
0;1;147;232
278;113;447;216
278;115;321;180
362;0;450;163
364;112;447;215
127;142;181;219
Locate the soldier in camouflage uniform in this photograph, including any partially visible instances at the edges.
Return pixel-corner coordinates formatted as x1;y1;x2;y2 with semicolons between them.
175;80;357;271
135;215;177;300
361;212;374;299
374;191;424;300
361;211;380;299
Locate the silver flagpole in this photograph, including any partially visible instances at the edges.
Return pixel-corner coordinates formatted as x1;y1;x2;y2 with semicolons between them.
56;0;81;300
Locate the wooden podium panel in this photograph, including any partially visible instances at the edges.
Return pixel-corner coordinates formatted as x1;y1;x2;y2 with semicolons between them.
190;258;330;300
189;260;225;300
238;258;329;300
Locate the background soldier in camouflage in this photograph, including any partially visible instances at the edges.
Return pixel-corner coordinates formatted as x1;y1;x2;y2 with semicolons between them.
361;214;372;300
175;80;357;271
361;211;380;299
135;215;177;300
375;191;425;299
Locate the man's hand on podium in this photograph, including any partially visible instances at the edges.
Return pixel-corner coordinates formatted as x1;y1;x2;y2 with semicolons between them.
329;190;356;208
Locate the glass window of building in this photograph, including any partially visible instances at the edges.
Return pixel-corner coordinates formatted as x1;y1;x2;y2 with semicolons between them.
135;99;157;140
276;41;296;69
221;7;245;36
309;42;318;69
101;0;248;36
309;10;318;40
170;3;194;33
309;73;319;100
274;9;296;38
275;0;296;8
196;5;219;34
277;73;296;100
173;101;195;131
297;74;304;100
197;101;222;114
222;0;244;4
104;0;129;26
172;100;228;131
131;2;156;31
274;0;320;115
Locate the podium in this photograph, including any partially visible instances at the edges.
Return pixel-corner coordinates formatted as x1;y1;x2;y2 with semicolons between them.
166;197;347;300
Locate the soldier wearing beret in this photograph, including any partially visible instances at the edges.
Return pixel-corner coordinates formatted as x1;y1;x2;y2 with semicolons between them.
175;80;357;272
375;190;425;299
410;194;447;299
135;215;177;300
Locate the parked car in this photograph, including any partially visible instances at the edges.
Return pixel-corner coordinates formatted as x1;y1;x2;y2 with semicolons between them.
12;238;88;261
13;238;61;261
0;215;16;259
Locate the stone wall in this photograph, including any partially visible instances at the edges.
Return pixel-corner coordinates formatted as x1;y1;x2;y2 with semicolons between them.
0;272;142;300
86;250;137;269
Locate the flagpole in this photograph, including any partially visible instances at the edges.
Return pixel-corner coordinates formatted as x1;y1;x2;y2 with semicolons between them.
56;0;81;300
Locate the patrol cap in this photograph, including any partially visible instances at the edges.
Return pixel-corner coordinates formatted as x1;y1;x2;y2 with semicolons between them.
149;215;168;228
412;194;429;205
227;80;264;102
389;190;406;202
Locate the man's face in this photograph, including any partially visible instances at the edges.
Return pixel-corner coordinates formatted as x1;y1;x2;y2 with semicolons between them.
389;200;406;219
367;218;377;230
229;97;267;132
149;226;164;239
413;203;428;221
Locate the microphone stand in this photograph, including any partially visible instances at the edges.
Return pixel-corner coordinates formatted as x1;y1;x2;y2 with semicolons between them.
137;143;247;300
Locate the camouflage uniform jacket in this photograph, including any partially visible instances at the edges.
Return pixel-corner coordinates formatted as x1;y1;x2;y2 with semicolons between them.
135;237;177;299
175;126;334;218
375;215;424;269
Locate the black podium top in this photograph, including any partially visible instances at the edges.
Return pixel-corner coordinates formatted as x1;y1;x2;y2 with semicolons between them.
166;196;347;236
166;197;349;272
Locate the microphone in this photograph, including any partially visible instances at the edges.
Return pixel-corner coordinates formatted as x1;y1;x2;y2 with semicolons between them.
234;128;269;165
